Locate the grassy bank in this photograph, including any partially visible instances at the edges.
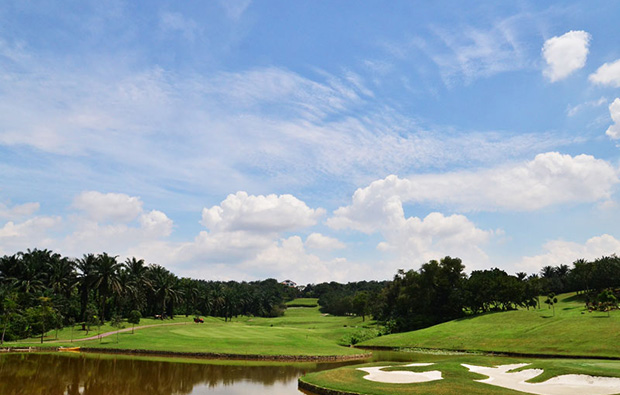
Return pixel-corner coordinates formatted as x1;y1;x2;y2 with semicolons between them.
5;303;374;358
361;292;620;358
300;354;620;395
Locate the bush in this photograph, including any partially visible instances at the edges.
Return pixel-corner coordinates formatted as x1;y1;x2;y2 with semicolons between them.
339;328;379;346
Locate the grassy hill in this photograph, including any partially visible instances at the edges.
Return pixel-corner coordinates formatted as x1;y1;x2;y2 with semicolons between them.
361;292;620;358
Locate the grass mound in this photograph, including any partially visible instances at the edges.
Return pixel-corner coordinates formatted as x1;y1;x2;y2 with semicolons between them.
361;292;620;358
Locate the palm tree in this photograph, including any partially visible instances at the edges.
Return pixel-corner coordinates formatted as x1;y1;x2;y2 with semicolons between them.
148;265;181;318
47;256;77;299
13;249;47;302
180;278;199;316
123;257;151;313
76;254;97;321
91;253;123;322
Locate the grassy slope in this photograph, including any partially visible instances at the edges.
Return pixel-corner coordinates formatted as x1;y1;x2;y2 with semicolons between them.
361;292;620;358
7;303;374;357
301;355;620;395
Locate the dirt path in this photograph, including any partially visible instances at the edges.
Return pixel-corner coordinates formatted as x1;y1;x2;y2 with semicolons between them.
52;322;189;343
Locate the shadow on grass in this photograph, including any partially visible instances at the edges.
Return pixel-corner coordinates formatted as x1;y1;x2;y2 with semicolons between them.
563;294;586;303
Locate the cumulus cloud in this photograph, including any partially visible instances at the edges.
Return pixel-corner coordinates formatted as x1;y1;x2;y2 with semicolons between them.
201;191;324;233
517;234;620;273
329;184;494;271
73;191;143;223
0;216;61;256
305;233;346;250
63;192;174;257
328;153;618;216
589;59;620;87
542;30;591;82
140;210;174;237
606;98;620;140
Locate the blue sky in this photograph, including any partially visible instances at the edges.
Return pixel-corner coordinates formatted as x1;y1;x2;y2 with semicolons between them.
1;0;619;283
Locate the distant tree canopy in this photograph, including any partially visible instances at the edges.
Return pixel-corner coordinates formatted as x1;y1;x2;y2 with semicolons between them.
0;248;618;341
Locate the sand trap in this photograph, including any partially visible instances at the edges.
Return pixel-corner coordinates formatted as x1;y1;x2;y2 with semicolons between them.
463;363;620;395
357;363;442;384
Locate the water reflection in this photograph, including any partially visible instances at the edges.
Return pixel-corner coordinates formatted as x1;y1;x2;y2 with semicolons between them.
0;353;358;395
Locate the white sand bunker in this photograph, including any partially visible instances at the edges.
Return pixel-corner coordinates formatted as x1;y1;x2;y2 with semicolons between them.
357;363;442;384
463;363;620;395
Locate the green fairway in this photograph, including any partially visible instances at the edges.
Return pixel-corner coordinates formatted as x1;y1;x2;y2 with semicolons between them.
361;292;620;358
285;297;319;307
6;305;374;357
300;354;620;395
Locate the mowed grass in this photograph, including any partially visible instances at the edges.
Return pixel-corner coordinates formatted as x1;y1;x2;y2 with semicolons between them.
14;316;196;343
285;297;319;307
301;354;620;395
9;303;373;357
361;292;620;358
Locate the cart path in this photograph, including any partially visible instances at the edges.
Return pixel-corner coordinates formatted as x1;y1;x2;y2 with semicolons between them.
53;322;190;343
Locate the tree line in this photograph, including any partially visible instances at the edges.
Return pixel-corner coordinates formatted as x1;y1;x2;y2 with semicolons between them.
1;248;619;343
0;249;295;343
307;255;620;333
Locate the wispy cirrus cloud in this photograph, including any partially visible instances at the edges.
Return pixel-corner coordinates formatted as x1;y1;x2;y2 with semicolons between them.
0;34;576;202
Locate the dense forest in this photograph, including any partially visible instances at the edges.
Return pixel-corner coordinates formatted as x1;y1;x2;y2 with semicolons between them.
1;249;619;343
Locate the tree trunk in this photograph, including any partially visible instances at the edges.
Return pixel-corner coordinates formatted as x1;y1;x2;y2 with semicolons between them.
1;319;7;345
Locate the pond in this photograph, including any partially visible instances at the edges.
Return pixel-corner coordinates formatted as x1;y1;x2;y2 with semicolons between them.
4;350;618;394
0;352;362;394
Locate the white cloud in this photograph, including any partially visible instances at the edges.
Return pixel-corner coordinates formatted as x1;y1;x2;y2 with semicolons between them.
542;30;591;82
0;216;61;256
329;185;493;271
73;191;143;223
0;38;576;199
201;191;324;233
606;98;620;140
0;201;39;220
245;236;353;282
399;12;537;86
328;153;618;216
140;210;173;237
305;233;346;250
589;59;620;87
517;234;620;273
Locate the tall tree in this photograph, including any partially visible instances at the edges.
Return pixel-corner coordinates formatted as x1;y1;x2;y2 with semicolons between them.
76;254;97;322
123;257;151;313
91;253;123;322
148;265;181;318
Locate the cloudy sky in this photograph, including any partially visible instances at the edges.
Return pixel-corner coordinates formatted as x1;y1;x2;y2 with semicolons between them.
1;1;619;284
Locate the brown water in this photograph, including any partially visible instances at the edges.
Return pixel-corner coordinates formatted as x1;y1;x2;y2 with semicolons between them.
0;352;365;395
